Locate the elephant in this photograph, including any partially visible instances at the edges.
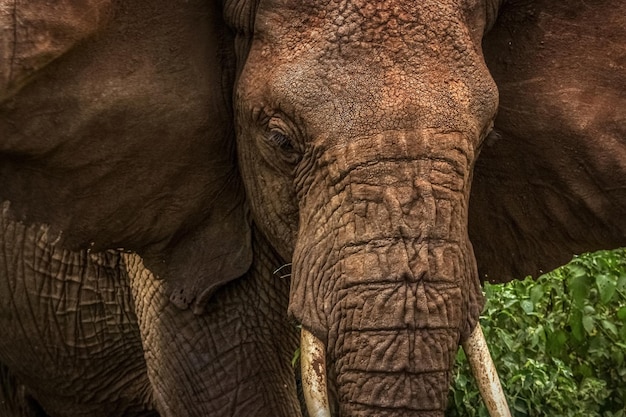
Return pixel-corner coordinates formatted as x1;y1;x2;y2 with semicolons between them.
225;0;625;415
0;1;300;416
0;1;624;417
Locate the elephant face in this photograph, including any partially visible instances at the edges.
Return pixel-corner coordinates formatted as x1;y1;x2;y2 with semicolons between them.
227;0;500;414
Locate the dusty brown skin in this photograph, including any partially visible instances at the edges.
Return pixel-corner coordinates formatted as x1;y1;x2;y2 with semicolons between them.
0;209;154;417
471;0;626;282
226;1;497;416
0;0;625;416
226;0;625;415
227;0;498;415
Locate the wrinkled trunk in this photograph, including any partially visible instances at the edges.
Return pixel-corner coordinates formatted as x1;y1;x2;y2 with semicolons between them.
325;237;479;416
328;242;474;416
302;325;510;417
289;131;485;415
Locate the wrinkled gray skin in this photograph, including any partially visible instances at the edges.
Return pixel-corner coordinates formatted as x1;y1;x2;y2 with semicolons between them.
1;0;625;417
0;206;303;417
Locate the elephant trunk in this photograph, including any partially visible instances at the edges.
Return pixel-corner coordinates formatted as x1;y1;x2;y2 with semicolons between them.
289;131;501;415
325;240;472;416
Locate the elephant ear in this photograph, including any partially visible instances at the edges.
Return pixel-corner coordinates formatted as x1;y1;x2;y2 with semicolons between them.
469;0;626;283
0;0;113;101
165;187;253;315
158;10;252;314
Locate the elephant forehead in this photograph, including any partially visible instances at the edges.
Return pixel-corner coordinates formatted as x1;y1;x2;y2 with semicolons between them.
248;1;497;137
257;0;482;63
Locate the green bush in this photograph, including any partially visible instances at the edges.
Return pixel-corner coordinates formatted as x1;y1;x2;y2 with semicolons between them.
447;249;626;417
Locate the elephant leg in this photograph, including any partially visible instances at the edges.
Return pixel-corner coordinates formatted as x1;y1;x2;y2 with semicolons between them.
0;203;157;417
123;234;301;417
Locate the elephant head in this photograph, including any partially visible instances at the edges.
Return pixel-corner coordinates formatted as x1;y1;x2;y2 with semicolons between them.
224;0;505;415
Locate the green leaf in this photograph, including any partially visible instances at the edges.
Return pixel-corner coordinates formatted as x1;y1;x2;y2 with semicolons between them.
569;273;593;307
291;347;300;368
530;284;544;305
620;325;626;343
547;330;568;355
521;299;534;314
570;310;585;342
617;273;626;292
596;273;617;304
576;363;594;378
583;305;596;315
582;315;595;334
448;249;626;416
601;320;618;336
568;263;589;280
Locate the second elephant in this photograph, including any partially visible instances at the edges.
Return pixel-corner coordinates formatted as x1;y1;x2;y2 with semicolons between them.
0;0;300;416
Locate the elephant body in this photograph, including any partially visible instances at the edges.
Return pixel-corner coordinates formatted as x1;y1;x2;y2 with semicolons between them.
0;204;153;416
0;204;301;416
0;0;624;416
1;1;300;416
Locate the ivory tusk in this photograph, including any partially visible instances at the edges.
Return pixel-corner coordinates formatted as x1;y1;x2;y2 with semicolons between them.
301;328;332;417
462;324;512;417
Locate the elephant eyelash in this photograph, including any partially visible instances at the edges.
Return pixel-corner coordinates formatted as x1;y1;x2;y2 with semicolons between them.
268;130;294;150
265;130;301;166
262;114;302;165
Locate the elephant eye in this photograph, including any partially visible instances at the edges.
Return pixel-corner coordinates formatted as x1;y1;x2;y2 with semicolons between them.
265;129;301;166
263;115;301;165
268;130;294;151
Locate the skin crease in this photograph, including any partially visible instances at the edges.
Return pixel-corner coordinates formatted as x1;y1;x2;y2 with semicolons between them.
123;234;301;417
0;207;155;417
0;208;301;417
0;1;624;417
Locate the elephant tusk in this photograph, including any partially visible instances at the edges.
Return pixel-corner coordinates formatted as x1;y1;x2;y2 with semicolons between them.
462;324;512;417
301;328;332;417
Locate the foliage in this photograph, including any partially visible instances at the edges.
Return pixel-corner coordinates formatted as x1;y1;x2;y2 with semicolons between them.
447;249;626;417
